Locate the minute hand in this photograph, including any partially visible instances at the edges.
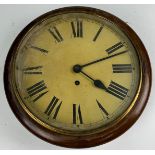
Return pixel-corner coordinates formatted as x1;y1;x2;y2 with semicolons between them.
81;50;128;68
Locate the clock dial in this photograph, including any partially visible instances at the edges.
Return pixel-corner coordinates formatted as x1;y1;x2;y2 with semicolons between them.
4;6;152;148
12;12;141;134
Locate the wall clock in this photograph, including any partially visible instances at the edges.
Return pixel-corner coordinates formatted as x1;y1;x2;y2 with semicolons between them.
4;6;152;148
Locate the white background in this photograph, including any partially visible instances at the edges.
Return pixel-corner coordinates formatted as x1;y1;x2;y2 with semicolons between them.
0;5;154;150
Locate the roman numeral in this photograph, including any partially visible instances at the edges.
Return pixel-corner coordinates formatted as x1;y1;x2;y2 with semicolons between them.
23;66;42;74
112;64;132;73
26;80;48;102
106;42;124;54
107;81;128;100
96;99;109;117
48;26;63;42
93;26;104;41
31;46;48;54
73;104;83;124
44;96;62;119
71;20;83;38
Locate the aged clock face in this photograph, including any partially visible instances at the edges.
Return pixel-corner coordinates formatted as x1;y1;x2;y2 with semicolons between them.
5;7;152;148
13;12;141;133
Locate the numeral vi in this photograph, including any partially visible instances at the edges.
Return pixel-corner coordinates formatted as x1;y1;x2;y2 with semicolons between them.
73;104;83;124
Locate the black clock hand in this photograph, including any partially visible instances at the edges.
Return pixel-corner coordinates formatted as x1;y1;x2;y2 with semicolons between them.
80;70;107;91
82;50;128;68
73;50;128;70
73;51;127;91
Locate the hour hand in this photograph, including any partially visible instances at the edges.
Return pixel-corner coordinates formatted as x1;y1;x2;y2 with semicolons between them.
73;65;107;91
94;80;107;91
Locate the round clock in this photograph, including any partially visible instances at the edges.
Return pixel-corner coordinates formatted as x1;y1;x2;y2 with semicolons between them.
4;6;152;148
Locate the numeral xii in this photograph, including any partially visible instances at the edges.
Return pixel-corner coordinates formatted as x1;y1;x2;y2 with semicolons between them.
71;20;83;38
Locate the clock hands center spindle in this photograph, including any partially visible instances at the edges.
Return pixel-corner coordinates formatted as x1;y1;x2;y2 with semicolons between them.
73;64;82;73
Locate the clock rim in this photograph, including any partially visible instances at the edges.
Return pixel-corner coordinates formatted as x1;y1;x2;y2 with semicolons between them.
4;6;152;148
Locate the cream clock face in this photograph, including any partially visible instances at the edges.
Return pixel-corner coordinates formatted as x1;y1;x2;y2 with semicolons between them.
14;13;140;133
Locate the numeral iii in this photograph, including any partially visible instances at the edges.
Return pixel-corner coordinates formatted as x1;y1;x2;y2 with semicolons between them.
112;64;132;73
